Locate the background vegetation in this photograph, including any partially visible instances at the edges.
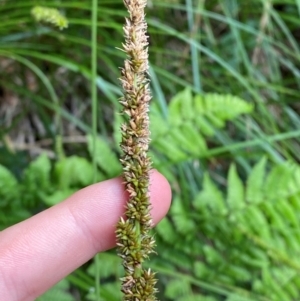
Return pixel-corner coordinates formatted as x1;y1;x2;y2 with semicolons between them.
1;0;300;300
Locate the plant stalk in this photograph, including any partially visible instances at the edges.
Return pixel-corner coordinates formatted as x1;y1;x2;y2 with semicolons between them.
116;0;158;300
91;0;100;300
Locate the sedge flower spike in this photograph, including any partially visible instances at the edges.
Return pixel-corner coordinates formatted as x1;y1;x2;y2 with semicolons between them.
116;0;158;300
31;6;68;30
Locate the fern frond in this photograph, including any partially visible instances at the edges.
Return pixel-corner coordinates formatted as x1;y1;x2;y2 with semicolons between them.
169;159;300;301
193;172;227;216
226;164;245;211
165;279;191;299
150;88;253;162
246;157;267;203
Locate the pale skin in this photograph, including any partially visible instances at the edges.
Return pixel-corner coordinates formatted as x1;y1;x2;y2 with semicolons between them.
0;170;172;301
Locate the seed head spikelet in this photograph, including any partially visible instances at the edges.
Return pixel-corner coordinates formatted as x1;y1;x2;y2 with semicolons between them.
31;6;68;30
116;0;158;300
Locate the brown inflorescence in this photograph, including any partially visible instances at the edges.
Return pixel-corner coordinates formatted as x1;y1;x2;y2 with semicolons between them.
116;0;158;300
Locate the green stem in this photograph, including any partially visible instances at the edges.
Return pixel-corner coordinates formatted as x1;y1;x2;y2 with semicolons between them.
91;0;100;299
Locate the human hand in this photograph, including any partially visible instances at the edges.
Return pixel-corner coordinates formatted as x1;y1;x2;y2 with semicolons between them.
0;170;171;301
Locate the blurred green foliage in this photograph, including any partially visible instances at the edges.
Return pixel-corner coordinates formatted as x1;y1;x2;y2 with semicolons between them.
1;0;300;300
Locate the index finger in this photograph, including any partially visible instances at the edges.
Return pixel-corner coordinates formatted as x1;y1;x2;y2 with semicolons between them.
0;170;171;301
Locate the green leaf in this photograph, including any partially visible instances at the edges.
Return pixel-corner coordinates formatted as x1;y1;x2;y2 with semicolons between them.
165;279;191;299
87;135;121;177
226;294;249;301
246;156;267;203
262;202;286;233
100;282;123;301
43;189;75;206
22;154;51;190
36;279;75;301
54;156;94;189
150;103;169;138
205;111;224;128
203;245;223;265
178;296;217;301
226;264;252;282
86;282;122;301
171;197;196;235
156;217;178;244
264;162;296;200
169;126;207;154
194;115;215;136
0;164;18;206
180;88;194;120
194;261;210;278
151;89;252;163
181;122;208;153
168;87;193;124
203;94;253;120
87;252;122;279
194;173;227;215
244;206;271;241
226;164;244;211
150;151;176;183
275;198;298;227
154;138;187;161
21;154;52;207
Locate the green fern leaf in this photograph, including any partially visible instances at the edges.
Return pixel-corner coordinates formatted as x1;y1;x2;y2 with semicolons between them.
149;103;169;138
168;87;193;123
282;227;300;252
87;253;122;279
205;111;225;128
150;151;176;183
244;206;271;241
54;156;94;189
194;172;227;216
0;164;18;206
155;138;187;161
177;295;217;301
151;88;252;163
43;189;75;206
87;135;121;177
226;164;244;211
180;88;195;120
203;245;223;266
156;217;178;244
246;156;267;203
226;264;252;282
36;279;74;301
264;162;296;200
170;126;207;154
283;279;299;299
194;261;210;279
21;154;52;207
85;282;122;301
165;279;191;299
181;122;208;153
275;198;298;227
190;159;300;300
171;197;195;235
203;94;253;120
194;115;216;136
262;202;286;233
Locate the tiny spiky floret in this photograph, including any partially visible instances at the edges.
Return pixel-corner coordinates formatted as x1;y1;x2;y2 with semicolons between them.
116;0;157;300
31;6;68;30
